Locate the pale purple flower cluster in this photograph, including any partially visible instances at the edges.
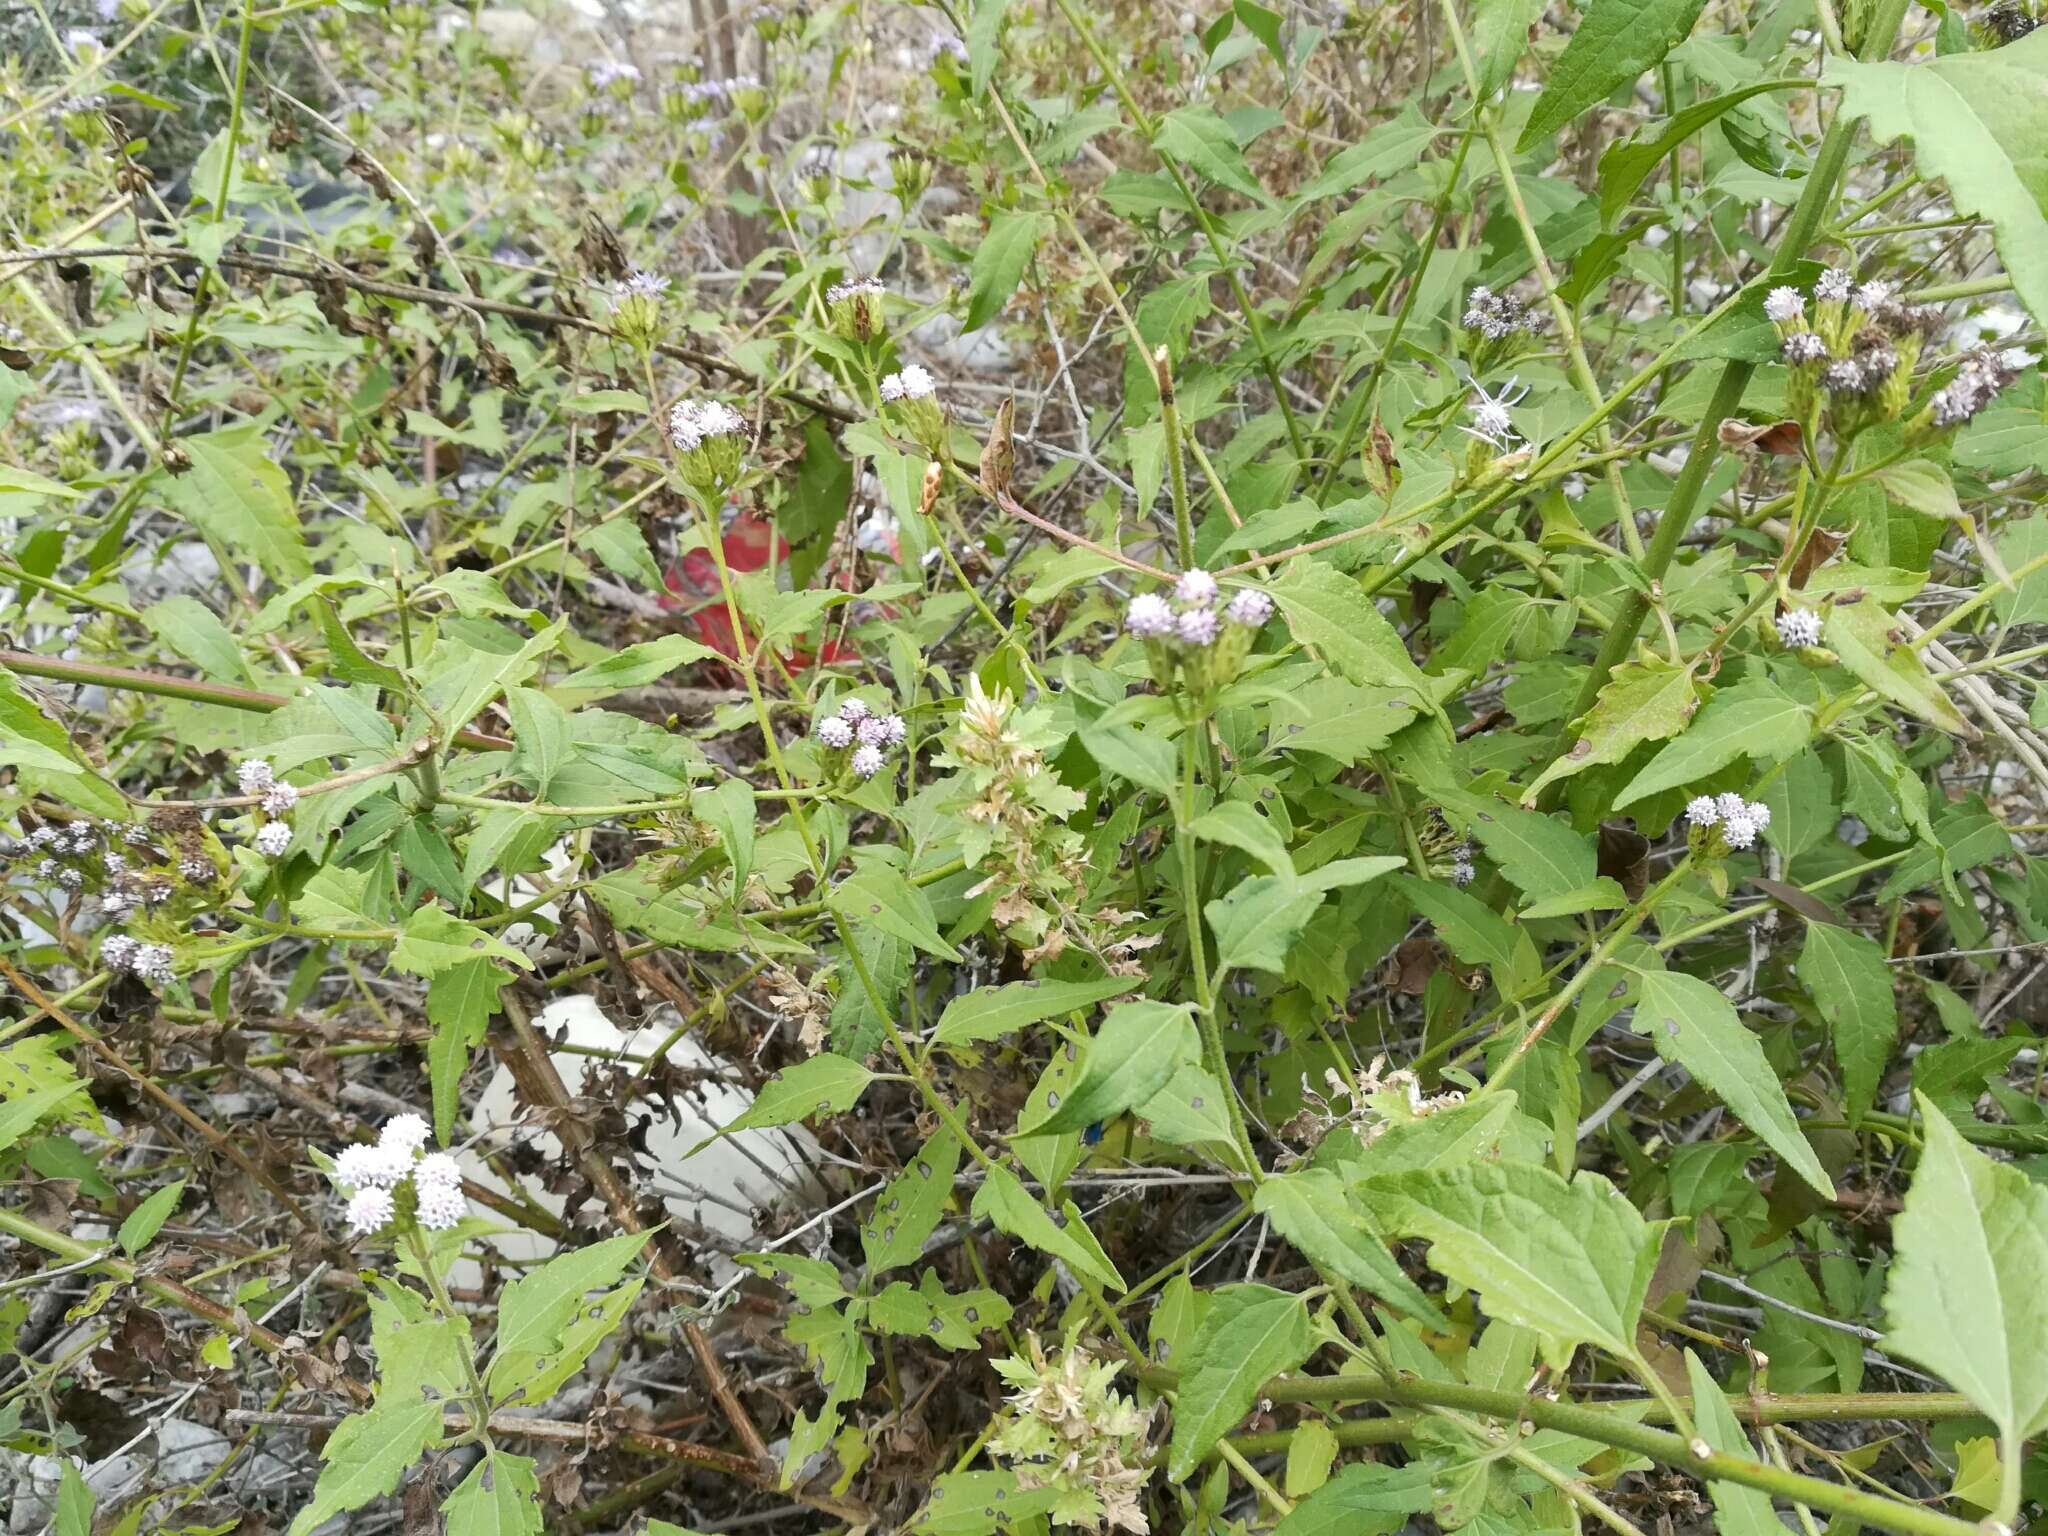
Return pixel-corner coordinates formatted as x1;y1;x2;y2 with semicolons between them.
1931;349;2029;428
826;277;885;306
333;1113;466;1237
1777;608;1822;649
1125;571;1272;649
816;696;908;780
241;758;297;858
100;934;175;984
667;399;749;451
1461;286;1535;341
586;59;642;89
1686;792;1773;851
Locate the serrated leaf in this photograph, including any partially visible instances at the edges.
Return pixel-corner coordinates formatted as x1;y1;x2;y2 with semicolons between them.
1271;561;1426;690
932;975;1140;1047
505;686;572;800
1388;874;1519;972
727;1053;874;1134
158;426;312;584
426;959;507;1143
869;1270;1013;1348
1272;1461;1434;1536
287;1398;444;1536
1253;1169;1446;1326
557;634;718;695
1828;32;2048;329
962;210;1047;333
1598;81;1800;227
862;1128;961;1272
0;1080;91;1153
1156;105;1271;205
1137;1064;1240;1152
1205;875;1323;974
1466;805;1595;903
499;1279;643;1408
698;777;756;892
1824;602;1975;738
392;907;532;978
829;864;962;961
1614;684;1812;808
1360;1163;1656;1370
1633;971;1835;1198
1526;658;1701;802
1020;1001;1198;1135
969;1164;1125;1291
1797;923;1897;1128
1166;1284;1314;1477
1883;1096;2048;1448
1191;800;1293;876
487;1230;650;1402
144;596;250;683
0;668;129;819
1518;0;1710;151
444;1449;542;1536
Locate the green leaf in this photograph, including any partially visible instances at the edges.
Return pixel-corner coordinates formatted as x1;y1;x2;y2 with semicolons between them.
1388;874;1519;972
870;1270;1014;1348
1155;105;1271;205
1525;658;1701;802
969;1163;1125;1291
698;777;757;892
962;210;1047;333
1828;31;2048;328
426;959;508;1143
1206;875;1324;974
829;864;962;961
1294;104;1439;202
916;1472;1060;1536
862;1128;962;1272
1883;1096;2048;1448
391;907;532;978
557;634;718;696
1191;800;1293;876
487;1230;651;1401
1233;0;1285;67
1360;1163;1656;1370
0;463;84;499
287;1398;444;1536
1166;1284;1315;1477
1018;1000;1199;1135
54;1461;93;1536
1598;81;1801;227
497;1279;643;1408
316;598;405;690
1271;561;1426;690
444;1449;543;1536
117;1179;186;1255
1876;459;1963;521
932;975;1140;1047
1994;513;2048;625
1137;1064;1241;1152
1632;971;1835;1198
1253;1169;1447;1326
1823;603;1975;739
505;686;573;800
1684;1350;1783;1536
157;425;313;584
1465;805;1595;903
1614;683;1812;808
0;667;129;819
1797;924;1897;1128
0;1080;91;1153
1272;1461;1434;1536
727;1053;875;1133
1518;0;1710;151
1469;0;1544;103
144;596;251;683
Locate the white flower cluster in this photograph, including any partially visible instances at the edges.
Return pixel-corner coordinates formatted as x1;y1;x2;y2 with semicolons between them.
1686;792;1773;851
826;277;885;306
1777;608;1822;649
1763;285;1806;326
240;759;297;858
332;1113;467;1236
666;398;748;452
815;696;909;779
1125;570;1273;647
100;933;175;984
879;364;937;402
606;269;671;309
